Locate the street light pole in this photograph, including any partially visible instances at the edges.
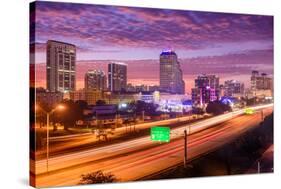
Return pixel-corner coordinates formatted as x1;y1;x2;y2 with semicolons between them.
45;109;56;173
36;104;65;173
46;112;50;173
184;129;187;168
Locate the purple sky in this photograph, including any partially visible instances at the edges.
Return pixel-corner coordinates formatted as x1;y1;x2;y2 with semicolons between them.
31;1;273;91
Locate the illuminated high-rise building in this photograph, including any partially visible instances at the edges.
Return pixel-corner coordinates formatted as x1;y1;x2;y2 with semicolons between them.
251;71;273;91
159;50;185;94
224;80;244;98
108;62;127;92
250;70;273;98
46;40;76;92
85;70;107;91
192;74;220;106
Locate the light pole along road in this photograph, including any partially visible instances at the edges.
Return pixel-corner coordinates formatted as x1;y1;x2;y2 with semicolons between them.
35;104;66;173
33;104;272;175
33;105;273;187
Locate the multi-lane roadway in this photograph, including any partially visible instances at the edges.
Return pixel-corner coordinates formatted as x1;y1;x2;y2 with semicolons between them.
31;104;273;187
35;113;207;158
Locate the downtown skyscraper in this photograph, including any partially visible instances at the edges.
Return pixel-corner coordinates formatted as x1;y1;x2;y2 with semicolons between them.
159;50;185;94
108;62;127;92
192;74;220;106
84;70;107;91
250;70;273;98
46;40;76;93
251;71;273;92
224;80;244;98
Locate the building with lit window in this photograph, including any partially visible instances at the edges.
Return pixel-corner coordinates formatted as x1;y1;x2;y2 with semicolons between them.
224;80;244;98
46;40;76;93
251;70;273;96
69;89;108;105
85;70;107;91
159;50;185;94
108;62;127;92
126;84;160;93
250;70;273;98
191;74;220;106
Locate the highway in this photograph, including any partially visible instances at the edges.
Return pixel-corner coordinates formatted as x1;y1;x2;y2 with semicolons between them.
35;113;208;158
32;104;273;187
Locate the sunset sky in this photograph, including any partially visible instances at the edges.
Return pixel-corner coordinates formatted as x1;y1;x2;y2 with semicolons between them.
31;1;273;93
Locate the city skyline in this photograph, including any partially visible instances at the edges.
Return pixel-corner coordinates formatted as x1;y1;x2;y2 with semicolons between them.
34;55;273;94
31;1;273;93
30;2;274;187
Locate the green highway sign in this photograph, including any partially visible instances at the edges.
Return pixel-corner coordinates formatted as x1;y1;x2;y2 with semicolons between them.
151;126;170;142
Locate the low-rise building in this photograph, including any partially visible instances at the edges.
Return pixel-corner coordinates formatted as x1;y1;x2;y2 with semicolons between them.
69;89;108;105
